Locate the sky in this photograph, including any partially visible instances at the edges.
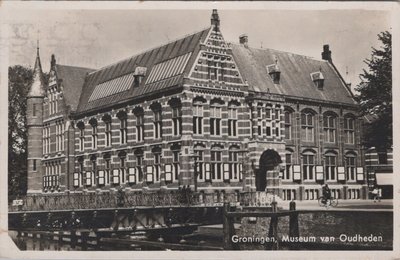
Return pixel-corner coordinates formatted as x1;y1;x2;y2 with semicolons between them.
5;8;391;92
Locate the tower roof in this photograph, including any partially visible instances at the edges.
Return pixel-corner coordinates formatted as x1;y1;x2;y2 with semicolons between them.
28;45;46;97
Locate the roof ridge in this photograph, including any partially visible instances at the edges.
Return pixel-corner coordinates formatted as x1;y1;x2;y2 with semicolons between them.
89;26;212;75
229;42;328;63
56;64;95;71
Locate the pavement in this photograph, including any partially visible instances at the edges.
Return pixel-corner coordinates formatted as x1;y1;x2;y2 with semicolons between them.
278;199;393;211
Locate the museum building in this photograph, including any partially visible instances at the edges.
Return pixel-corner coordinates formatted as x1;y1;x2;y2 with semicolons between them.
26;10;368;200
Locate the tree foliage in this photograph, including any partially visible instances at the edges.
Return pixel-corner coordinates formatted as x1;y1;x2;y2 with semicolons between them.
8;65;33;198
355;31;392;150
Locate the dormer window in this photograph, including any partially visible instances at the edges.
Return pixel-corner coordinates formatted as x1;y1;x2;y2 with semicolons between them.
266;63;281;84
310;70;324;89
133;66;147;86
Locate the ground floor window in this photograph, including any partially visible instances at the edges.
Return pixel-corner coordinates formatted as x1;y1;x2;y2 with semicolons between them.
347;189;360;199
282;189;296;201
304;189;319;200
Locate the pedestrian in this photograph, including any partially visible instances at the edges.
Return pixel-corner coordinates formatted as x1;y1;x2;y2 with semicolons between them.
371;187;381;202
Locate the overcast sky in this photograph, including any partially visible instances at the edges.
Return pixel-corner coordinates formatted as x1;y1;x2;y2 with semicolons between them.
6;8;391;91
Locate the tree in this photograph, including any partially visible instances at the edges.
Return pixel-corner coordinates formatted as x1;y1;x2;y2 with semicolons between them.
355;31;392;151
8;65;33;198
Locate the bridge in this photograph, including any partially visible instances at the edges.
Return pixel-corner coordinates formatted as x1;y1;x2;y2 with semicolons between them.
8;191;259;232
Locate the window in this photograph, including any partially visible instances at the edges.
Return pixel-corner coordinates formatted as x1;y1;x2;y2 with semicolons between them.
193;103;203;135
210;103;222;136
136;112;144;142
172;150;180;181
283;153;292;180
346;155;356;181
153;108;162;139
33;159;37;171
78;159;84;187
284;111;292;140
172;106;182;136
154;152;161;182
103;115;112;147
33;104;37;117
305;189;319;200
136;154;144;182
378;152;388;164
208;60;218;80
228;105;238;137
323;114;336;143
90;119;98;150
257;106;263;136
118;113;128;144
120;156;126;184
325;154;336;181
211;148;222;181
90;157;96;186
344;117;355;144
194;146;204;181
282;189;296;201
228;148;239;180
301;111;314;142
104;157;111;185
303;153;315;180
78;123;85;151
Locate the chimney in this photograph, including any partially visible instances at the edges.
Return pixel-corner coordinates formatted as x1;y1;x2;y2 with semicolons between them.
239;34;248;48
322;44;332;63
211;9;220;31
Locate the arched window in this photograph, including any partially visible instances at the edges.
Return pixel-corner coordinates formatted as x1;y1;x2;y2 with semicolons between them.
133;107;145;142
77;121;85;151
89;118;98;150
228;101;240;137
117;111;128;144
152;146;162;182
118;151;127;184
171;144;181;182
228;146;240;180
169;98;182;136
102;114;112;147
325;152;337;181
344;114;355;144
302;150;316;181
134;149;144;182
283;149;293;180
301;110;315;142
284;108;294;140
194;144;205;181
103;153;111;185
345;152;357;181
150;103;162;139
323;112;337;143
211;145;223;181
193;98;205;135
210;99;224;136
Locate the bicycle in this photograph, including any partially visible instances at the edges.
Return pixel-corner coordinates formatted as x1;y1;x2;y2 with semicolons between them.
318;196;338;207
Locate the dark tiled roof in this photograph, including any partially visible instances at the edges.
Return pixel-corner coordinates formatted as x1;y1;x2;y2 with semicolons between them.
76;27;211;114
55;64;95;111
231;44;356;105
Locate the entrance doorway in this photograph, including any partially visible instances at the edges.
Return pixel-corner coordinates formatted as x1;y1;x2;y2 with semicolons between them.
256;149;282;191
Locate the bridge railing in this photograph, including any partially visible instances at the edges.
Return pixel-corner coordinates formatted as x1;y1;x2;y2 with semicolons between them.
9;190;258;212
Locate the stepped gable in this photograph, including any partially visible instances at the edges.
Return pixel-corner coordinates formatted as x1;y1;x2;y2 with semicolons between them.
54;64;95;112
231;43;356;105
76;27;211;114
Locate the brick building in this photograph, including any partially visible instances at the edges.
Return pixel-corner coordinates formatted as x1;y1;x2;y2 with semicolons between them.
26;10;368;200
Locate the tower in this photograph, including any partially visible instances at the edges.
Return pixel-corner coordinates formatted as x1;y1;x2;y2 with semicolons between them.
26;44;46;193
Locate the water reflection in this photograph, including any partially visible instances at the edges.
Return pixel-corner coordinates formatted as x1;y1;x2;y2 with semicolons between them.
9;231;82;251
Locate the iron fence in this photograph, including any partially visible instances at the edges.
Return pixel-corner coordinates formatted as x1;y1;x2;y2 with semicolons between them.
9;190;258;212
